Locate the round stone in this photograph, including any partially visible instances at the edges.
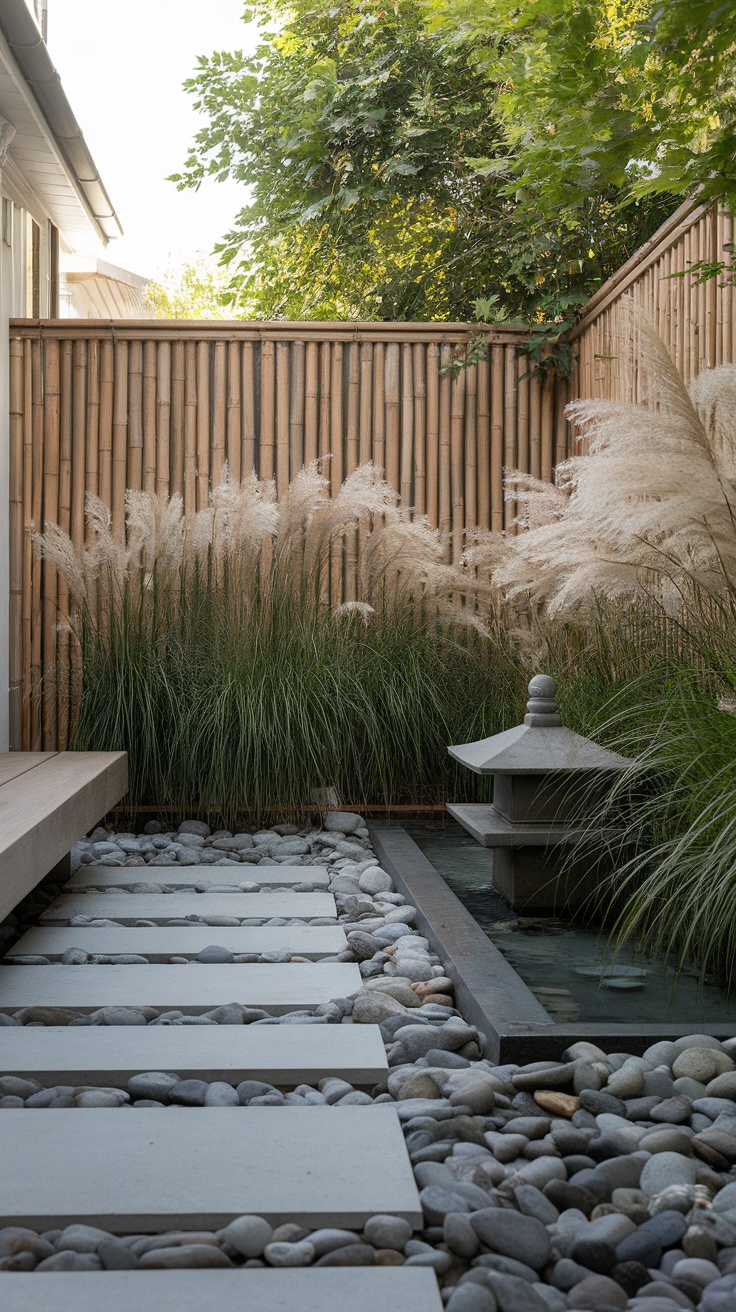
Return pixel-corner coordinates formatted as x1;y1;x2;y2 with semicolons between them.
127;1072;180;1101
264;1240;315;1267
139;1245;232;1269
363;1215;413;1250
204;1081;239;1106
444;1212;481;1259
567;1273;628;1309
221;1215;273;1257
446;1286;496;1312
672;1048;733;1083
168;1079;209;1106
315;1243;376;1266
470;1208;551;1269
639;1151;699;1196
196;945;234;963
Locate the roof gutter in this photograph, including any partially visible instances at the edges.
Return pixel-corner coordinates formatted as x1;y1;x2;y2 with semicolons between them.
0;0;122;243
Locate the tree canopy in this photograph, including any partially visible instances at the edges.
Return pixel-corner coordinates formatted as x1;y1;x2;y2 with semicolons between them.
172;0;734;324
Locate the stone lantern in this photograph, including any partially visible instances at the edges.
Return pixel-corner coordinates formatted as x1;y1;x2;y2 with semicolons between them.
447;674;631;913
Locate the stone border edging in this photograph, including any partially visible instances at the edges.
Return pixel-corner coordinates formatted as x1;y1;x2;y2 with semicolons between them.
369;825;736;1061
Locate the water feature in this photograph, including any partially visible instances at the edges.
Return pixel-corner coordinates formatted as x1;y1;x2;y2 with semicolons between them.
407;820;736;1027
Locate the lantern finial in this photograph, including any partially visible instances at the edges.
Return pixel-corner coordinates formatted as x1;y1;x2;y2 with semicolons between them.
524;673;561;727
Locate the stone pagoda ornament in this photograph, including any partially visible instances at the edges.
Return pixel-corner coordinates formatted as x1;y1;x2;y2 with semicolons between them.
447;674;631;913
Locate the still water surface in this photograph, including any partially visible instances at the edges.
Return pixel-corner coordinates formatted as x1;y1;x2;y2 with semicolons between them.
408;822;736;1026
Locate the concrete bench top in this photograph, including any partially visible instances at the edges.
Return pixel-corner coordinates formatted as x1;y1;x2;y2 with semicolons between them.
0;751;128;920
41;891;337;923
67;864;331;888
10;923;347;960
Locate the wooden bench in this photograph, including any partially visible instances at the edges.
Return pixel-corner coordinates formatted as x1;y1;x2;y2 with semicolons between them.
0;752;128;921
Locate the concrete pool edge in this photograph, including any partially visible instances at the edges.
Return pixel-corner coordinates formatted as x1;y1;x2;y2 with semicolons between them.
369;825;736;1060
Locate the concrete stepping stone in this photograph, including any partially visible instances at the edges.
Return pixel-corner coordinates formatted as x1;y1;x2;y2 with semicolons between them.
0;962;361;1015
0;1106;422;1228
10;924;347;961
67;864;330;888
0;1018;388;1085
41;892;337;923
1;1269;442;1312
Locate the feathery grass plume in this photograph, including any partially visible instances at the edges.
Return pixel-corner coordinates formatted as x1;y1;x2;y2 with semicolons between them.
34;463;522;818
493;302;736;619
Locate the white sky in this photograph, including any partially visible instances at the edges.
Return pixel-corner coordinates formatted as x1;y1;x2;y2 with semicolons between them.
48;0;259;280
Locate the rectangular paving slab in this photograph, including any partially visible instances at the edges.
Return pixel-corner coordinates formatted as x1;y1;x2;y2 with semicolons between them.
41;892;336;923
0;962;361;1015
67;864;330;888
10;924;347;961
0;1106;422;1228
0;1019;388;1085
1;1269;442;1312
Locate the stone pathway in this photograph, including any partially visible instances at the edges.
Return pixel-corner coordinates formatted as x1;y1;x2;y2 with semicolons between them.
0;815;443;1310
3;814;736;1311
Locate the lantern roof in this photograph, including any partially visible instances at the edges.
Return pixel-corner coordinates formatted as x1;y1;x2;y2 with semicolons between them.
448;674;632;776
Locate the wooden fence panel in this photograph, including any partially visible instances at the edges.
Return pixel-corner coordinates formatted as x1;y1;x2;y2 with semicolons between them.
8;320;568;749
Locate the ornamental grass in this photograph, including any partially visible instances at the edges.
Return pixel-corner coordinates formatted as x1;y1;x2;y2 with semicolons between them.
36;461;523;821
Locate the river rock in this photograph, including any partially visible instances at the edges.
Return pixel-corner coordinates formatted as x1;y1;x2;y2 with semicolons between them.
139;1244;232;1268
470;1208;551;1269
220;1215;273;1257
567;1273;628;1308
264;1240;315;1266
639;1151;699;1196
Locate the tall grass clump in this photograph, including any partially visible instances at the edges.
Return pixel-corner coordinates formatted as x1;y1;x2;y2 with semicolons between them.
36;462;522;821
487;302;736;990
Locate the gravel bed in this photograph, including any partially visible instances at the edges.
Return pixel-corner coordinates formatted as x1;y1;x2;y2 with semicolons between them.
2;813;736;1310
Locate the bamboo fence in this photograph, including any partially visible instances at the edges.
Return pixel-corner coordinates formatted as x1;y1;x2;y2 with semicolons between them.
569;200;736;421
13;200;735;753
9;320;567;751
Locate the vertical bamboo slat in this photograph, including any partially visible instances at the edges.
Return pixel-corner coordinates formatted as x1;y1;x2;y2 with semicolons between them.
56;341;73;749
241;343;256;476
8;337;23;749
171;341;186;495
275;342;290;495
372;342;385;477
112;342;128;537
425;343;439;528
289;341;305;476
490;345;504;533
154;341;170;498
400;343;413;507
71;340;87;548
142;340;156;496
42;339;60;748
503;345;518;530
259;341;275;483
85;340;99;501
475;355;490;530
463;360;477;532
359;343;372;466
128;340;143;495
413;343;426;517
450;355;465;561
196;341;211;506
304;342;319;466
211;341;226;488
22;339;33;750
438;344;452;538
384;344;400;494
184;341;197;518
98;340;113;511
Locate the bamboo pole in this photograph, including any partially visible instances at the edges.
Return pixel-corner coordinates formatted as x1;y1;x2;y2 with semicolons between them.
503;345;517;530
112;342;128;539
85;339;99;501
8;336;24;749
184;341;197;520
57;340;73;750
260;340;275;483
706;208;717;369
319;343;331;462
171;340;186;495
372;342;385;477
142;340;156;496
475;354;490;530
241;342;256;475
22;338;33;748
127;340;143;495
400;343;413;507
211;340;226;487
275;342;290;495
329;343;344;605
724;210;734;365
438;344;452;539
226;341;242;483
304;342;319;466
344;343;360;600
529;370;541;480
450;352;465;561
196;341;211;506
424;343;439;528
490;345;504;532
359;343;372;466
290;340;306;479
540;375;554;483
98;340;114;510
42;338;60;748
384;343;400;494
155;341;171;498
412;343;426;517
72;340;87;548
463;358;477;532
